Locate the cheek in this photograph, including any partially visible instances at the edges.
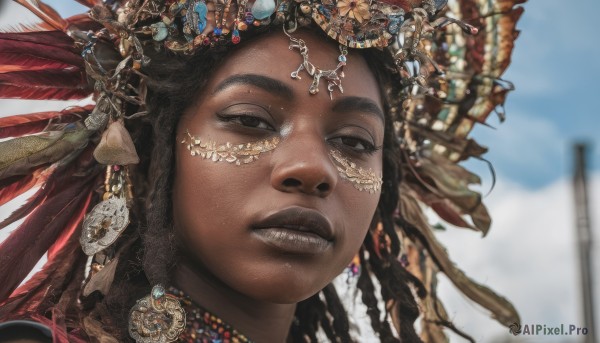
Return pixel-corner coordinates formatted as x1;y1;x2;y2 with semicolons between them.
335;189;380;266
173;149;246;251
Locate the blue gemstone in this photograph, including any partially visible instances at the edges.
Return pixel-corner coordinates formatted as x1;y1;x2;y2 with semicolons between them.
338;55;347;63
151;285;165;299
251;0;275;20
213;27;222;35
245;12;254;24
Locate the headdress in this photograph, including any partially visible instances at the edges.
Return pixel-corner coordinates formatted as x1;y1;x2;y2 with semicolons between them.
0;0;525;341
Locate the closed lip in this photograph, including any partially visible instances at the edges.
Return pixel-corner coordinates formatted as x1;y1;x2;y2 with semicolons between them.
252;206;334;241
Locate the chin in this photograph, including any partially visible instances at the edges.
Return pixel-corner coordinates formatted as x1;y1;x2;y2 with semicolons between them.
234;266;334;304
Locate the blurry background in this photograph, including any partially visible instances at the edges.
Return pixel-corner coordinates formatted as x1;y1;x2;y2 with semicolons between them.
1;0;598;342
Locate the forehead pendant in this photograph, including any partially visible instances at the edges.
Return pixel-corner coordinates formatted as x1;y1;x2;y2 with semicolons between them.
285;28;348;99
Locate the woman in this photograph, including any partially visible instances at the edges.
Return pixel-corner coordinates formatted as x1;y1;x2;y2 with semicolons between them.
0;0;525;341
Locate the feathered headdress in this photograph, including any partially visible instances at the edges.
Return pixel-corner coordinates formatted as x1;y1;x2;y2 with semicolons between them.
0;0;525;341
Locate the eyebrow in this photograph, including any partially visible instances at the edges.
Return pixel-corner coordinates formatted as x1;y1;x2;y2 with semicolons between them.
331;96;385;123
213;74;294;101
213;74;384;122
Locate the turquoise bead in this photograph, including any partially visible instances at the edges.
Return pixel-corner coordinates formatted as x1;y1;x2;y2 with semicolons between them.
151;22;168;41
251;0;275;20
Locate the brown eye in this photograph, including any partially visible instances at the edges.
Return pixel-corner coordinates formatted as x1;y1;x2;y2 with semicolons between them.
330;136;378;154
220;114;274;130
239;116;262;128
341;137;368;150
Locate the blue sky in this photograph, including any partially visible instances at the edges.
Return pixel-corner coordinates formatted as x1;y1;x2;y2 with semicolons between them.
1;1;599;342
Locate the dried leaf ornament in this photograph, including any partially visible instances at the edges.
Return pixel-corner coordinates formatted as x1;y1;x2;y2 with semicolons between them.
93;120;139;165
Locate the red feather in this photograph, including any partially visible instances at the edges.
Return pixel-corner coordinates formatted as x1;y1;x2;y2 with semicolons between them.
0;106;93;139
0;54;75;73
65;14;103;32
0;189;93;308
0;192;91;336
0;165;57;230
0;84;91;100
0;186;48;230
0;167;45;207
13;0;69;32
1;22;57;33
0;67;90;100
0;35;83;67
0;69;86;88
0;145;100;301
0;31;76;50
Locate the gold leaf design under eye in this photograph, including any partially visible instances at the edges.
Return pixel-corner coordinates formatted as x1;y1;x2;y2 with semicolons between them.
182;131;280;165
330;149;382;193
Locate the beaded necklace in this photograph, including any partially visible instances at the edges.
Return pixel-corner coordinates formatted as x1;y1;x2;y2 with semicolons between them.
168;286;254;343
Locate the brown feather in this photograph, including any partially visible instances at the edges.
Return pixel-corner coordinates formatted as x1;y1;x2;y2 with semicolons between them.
431;200;478;230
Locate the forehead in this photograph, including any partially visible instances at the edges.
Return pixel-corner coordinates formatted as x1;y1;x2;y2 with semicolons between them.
201;29;383;107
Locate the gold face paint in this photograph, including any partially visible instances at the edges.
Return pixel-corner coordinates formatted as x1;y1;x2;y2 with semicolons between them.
182;131;280;165
330;149;382;193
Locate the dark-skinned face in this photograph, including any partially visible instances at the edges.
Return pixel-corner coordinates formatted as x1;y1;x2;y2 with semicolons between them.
173;29;384;304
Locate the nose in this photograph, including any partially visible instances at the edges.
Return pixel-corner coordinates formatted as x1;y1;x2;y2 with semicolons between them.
270;134;338;197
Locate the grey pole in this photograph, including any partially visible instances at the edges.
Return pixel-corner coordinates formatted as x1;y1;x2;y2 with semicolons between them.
573;143;596;343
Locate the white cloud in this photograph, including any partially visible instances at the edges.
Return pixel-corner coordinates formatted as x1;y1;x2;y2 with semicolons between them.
435;173;600;342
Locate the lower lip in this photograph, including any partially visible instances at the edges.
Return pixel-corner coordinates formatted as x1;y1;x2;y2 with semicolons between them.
253;228;331;254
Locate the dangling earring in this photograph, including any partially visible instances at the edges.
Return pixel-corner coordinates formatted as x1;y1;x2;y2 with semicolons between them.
128;285;186;343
